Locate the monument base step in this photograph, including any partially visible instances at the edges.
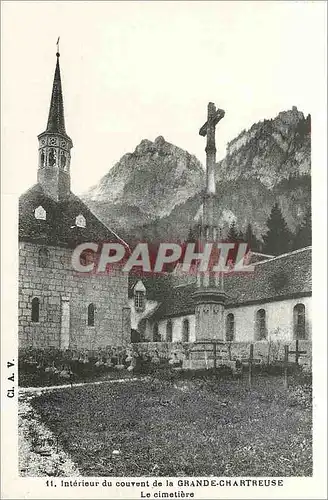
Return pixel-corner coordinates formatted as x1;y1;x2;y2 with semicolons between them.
182;358;241;373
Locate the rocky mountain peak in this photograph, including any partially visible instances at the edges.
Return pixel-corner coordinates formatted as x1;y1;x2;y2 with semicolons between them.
277;106;305;125
82;135;205;225
217;107;310;189
82;108;310;246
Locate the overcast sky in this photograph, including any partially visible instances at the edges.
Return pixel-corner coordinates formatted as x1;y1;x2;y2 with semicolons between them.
1;1;326;195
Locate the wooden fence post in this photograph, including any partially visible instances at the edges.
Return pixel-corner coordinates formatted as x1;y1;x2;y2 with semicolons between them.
248;344;254;388
204;349;208;370
284;344;289;388
213;342;217;370
228;342;232;361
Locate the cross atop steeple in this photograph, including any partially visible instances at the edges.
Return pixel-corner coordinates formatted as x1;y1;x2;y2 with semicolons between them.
56;36;60;56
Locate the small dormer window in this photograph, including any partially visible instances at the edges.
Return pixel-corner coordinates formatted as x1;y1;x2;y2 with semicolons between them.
34;205;46;220
75;214;86;228
133;280;146;311
134;291;145;311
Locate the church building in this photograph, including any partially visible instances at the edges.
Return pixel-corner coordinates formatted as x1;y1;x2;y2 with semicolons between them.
132;246;311;343
18;49;131;350
129;102;312;345
18;50;311;352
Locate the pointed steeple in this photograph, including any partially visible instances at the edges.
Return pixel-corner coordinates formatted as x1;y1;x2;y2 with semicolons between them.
45;52;67;135
37;42;73;202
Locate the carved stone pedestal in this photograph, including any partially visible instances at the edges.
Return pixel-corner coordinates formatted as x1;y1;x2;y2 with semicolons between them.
193;287;228;341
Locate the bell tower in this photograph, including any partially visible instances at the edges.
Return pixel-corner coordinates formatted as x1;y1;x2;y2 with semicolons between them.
193;102;228;341
37;41;73;201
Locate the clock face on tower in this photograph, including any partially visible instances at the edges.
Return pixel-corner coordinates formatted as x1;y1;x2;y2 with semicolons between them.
40;138;47;147
49;136;57;146
60;139;66;149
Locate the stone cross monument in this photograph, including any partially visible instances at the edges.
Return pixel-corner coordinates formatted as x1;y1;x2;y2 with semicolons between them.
199;102;225;197
193;102;228;343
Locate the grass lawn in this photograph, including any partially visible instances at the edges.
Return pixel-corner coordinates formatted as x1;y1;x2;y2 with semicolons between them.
30;374;312;477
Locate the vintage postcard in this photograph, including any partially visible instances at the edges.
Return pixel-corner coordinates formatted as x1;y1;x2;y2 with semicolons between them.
1;1;327;499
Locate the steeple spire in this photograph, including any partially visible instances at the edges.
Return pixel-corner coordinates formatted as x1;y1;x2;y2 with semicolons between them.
37;41;73;201
45;42;66;135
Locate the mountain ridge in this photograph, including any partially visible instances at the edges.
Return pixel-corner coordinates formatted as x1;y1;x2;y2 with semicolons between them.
82;107;311;246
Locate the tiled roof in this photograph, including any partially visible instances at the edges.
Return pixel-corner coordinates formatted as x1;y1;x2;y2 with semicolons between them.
153;283;196;318
225;246;311;306
153;247;311;319
19;183;125;248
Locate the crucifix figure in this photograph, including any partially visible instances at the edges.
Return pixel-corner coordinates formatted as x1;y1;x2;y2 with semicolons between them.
199;102;225;194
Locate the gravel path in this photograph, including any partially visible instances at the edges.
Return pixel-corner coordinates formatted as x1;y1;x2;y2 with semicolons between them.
19;376;142;393
19;391;81;477
19;377;142;477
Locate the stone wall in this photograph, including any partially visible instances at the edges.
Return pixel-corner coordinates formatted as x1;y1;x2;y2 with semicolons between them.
147;296;311;343
19;242;130;349
131;340;312;371
226;296;312;342
155;314;196;343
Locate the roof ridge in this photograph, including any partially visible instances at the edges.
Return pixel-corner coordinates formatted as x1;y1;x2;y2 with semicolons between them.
79;201;130;251
251;251;275;257
253;246;312;266
173;282;196;289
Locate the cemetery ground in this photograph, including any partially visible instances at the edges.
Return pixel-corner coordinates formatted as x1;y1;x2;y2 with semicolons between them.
19;370;312;477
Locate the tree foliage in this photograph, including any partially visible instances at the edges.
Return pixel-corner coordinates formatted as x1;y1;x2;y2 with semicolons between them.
244;223;262;252
263;203;292;255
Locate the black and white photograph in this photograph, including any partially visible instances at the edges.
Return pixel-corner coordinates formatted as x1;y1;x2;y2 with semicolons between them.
1;1;327;499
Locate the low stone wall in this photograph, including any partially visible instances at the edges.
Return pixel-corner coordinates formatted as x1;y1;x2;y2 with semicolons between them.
131;340;312;371
19;340;312;385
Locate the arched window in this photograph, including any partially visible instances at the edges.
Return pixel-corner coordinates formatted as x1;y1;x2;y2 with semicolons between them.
60;150;66;168
153;322;160;342
182;318;189;342
226;313;235;341
38;247;49;267
166;319;173;342
134;291;145;311
48;149;56;167
34;205;46;220
75;214;86;228
40;150;46;168
31;297;40;323
255;309;267;340
87;303;95;327
294;304;306;339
